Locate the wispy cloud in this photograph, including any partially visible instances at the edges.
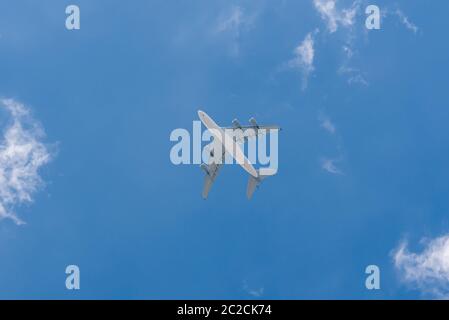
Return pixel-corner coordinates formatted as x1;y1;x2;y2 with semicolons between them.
394;9;419;34
312;1;368;86
321;158;343;175
217;6;244;33
381;7;419;34
243;280;264;297
215;5;255;56
319;112;345;175
313;0;359;33
319;113;336;135
0;99;52;225
342;45;354;59
393;234;449;298
338;66;369;86
347;73;369;86
288;32;316;89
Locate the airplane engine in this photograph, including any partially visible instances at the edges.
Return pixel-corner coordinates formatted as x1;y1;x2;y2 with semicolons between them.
204;141;215;157
232;119;242;128
200;163;209;175
249;117;258;128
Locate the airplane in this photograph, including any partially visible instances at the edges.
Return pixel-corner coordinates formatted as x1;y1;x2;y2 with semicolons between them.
197;110;280;199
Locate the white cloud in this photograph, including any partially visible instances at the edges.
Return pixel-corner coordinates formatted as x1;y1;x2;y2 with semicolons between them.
288;32;316;89
313;0;359;33
243;280;264;297
0;99;52;225
217;6;244;33
342;45;354;59
312;1;367;86
318;115;345;175
393;234;449;298
319;114;336;134
394;9;419;34
321;158;343;175
215;6;255;56
347;74;368;86
338;66;369;86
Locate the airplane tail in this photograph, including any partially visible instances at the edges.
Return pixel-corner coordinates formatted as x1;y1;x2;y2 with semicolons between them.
246;169;276;199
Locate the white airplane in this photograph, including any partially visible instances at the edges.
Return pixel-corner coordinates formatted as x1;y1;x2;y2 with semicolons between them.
198;110;280;199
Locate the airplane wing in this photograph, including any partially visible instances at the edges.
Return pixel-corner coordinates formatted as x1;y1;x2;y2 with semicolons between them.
224;117;281;144
230;126;279;144
200;139;227;199
201;162;222;199
246;169;276;199
225;125;280;131
247;174;259;200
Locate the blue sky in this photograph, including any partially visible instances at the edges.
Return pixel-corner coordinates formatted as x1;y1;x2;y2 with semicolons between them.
1;0;449;299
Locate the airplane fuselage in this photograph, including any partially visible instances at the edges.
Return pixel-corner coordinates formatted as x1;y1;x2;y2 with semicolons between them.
198;110;258;178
